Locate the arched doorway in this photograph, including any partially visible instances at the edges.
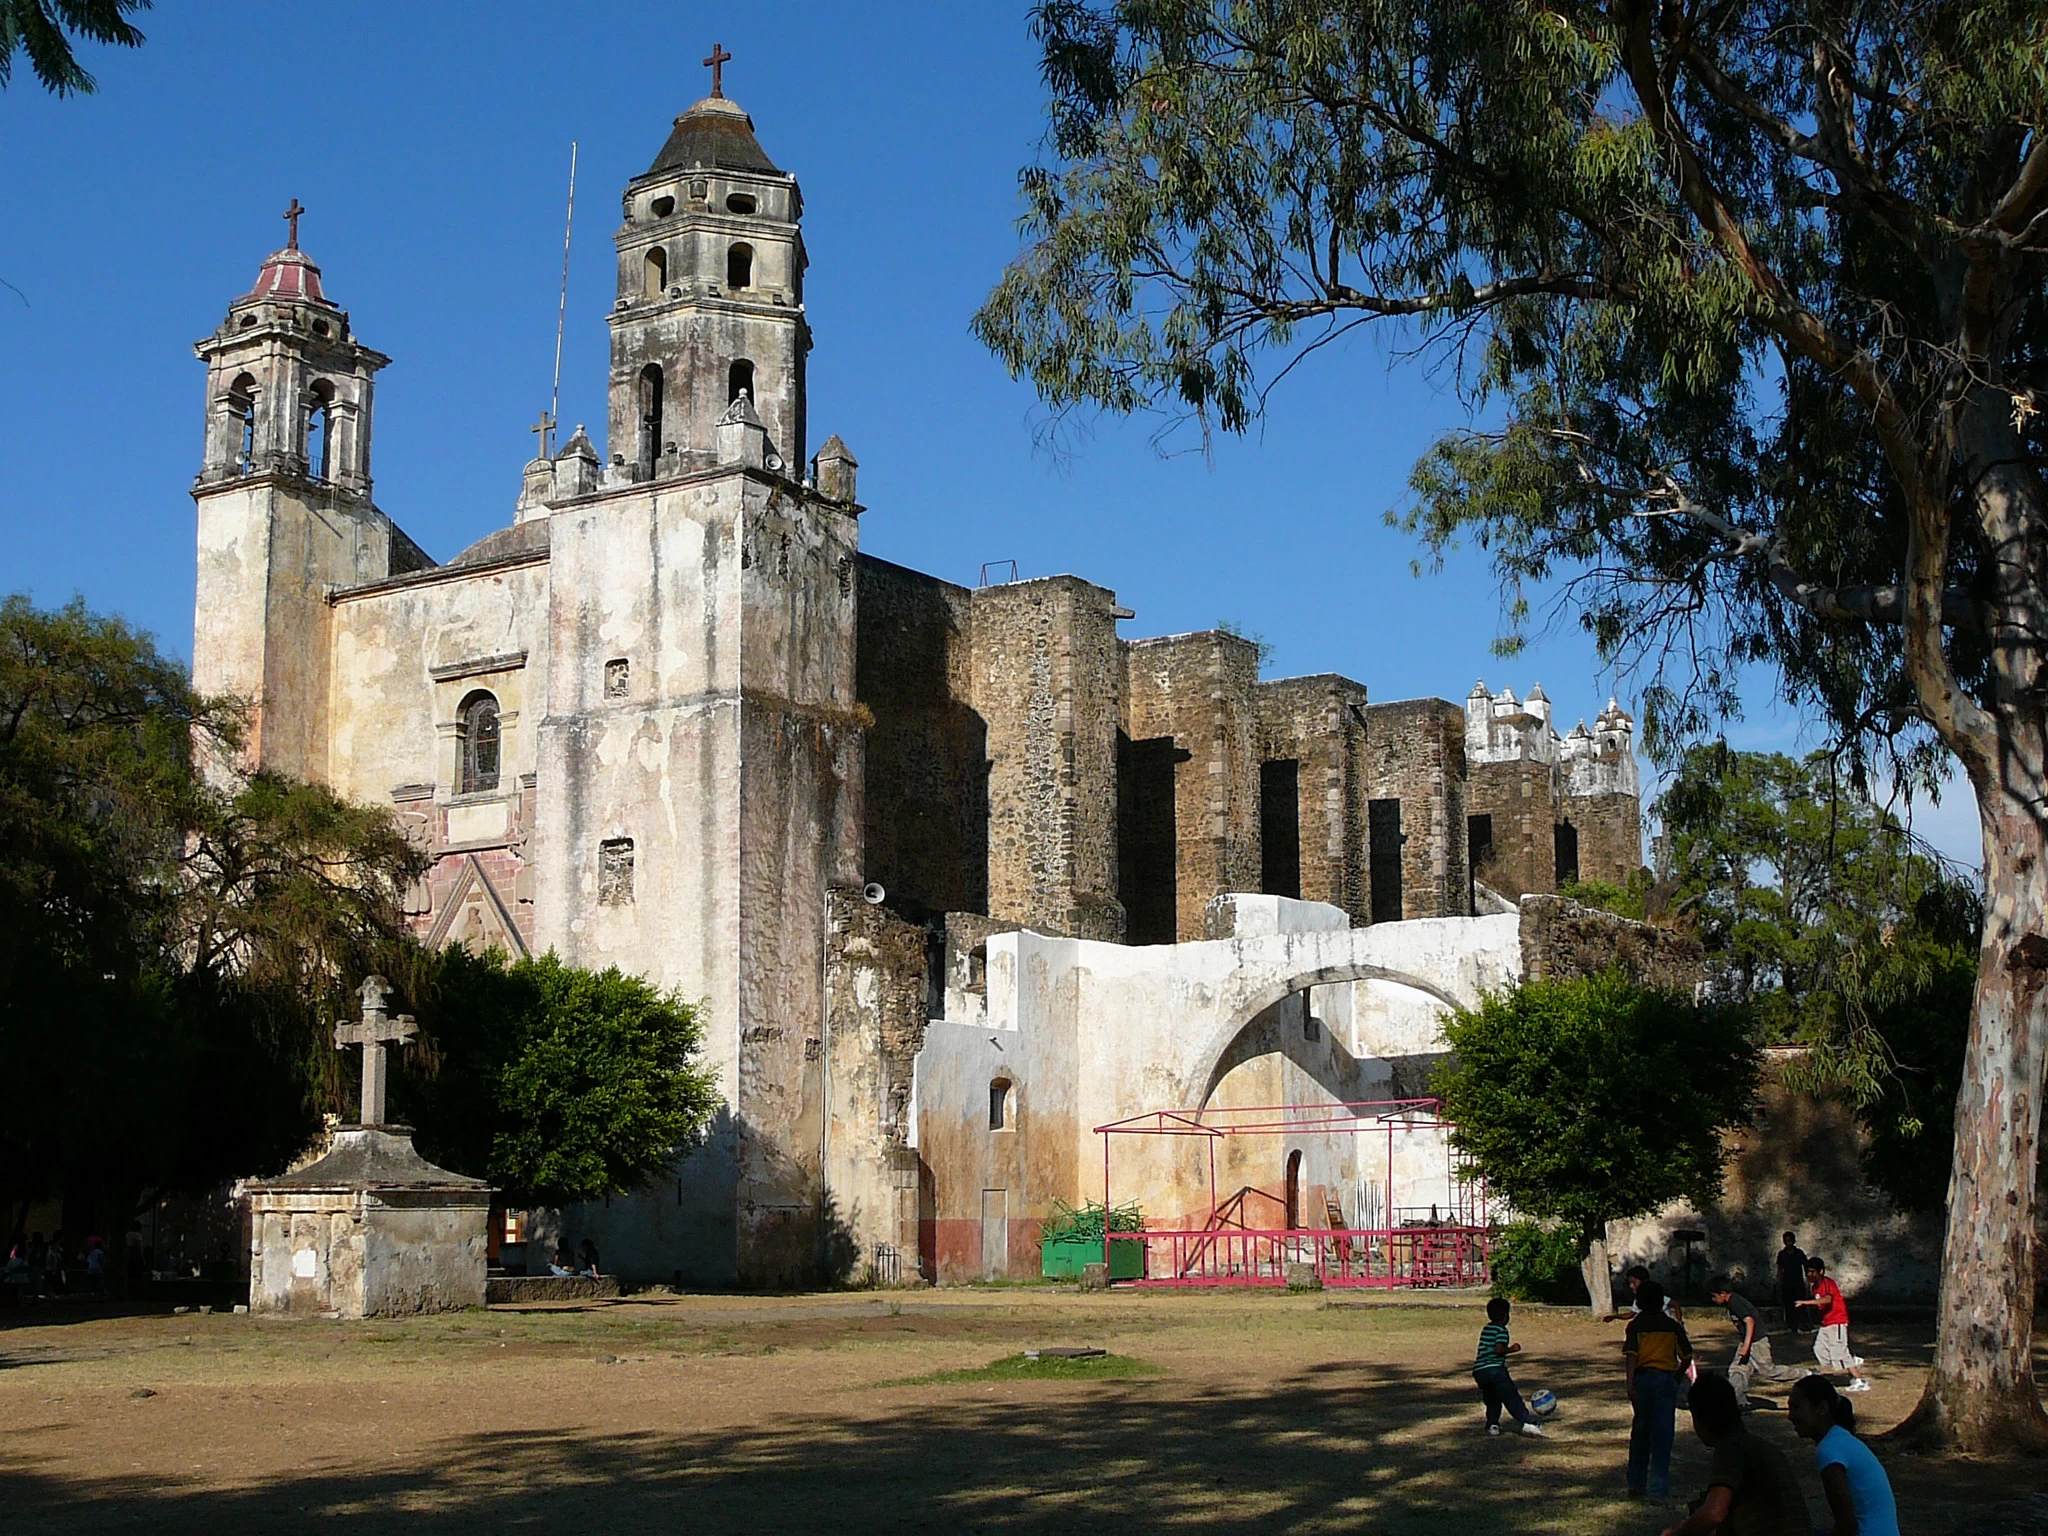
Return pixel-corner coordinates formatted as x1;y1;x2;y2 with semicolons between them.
1284;1149;1303;1231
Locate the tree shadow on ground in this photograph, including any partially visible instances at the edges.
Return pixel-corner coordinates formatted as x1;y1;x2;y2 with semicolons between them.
0;1314;2026;1532
0;1351;1688;1535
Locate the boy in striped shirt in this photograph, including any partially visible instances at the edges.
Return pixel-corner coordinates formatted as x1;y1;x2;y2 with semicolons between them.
1474;1296;1546;1437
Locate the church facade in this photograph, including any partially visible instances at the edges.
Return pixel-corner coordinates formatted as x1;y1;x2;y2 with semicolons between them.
191;87;1643;1286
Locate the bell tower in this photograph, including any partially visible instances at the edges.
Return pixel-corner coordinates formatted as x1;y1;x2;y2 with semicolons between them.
190;203;416;782
607;53;807;480
194;200;385;496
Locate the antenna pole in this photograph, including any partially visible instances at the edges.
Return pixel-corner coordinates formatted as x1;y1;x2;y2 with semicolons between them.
548;140;578;460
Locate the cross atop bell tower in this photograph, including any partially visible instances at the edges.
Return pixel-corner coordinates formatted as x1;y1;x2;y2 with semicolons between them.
605;81;808;482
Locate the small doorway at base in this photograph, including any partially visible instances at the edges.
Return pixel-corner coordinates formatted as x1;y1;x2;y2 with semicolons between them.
981;1188;1008;1279
1284;1150;1303;1231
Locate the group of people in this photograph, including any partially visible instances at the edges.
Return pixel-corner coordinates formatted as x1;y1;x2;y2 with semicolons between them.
547;1238;602;1279
1470;1231;1898;1534
2;1230;108;1299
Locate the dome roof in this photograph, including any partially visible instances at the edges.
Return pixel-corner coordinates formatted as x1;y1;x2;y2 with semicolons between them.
243;247;327;303
644;95;780;178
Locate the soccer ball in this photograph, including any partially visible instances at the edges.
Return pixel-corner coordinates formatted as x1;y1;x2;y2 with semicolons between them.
1530;1389;1558;1418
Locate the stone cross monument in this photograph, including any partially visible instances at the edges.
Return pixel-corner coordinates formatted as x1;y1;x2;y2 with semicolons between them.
333;975;417;1127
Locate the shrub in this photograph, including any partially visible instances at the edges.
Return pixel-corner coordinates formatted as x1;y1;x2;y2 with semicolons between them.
1489;1220;1590;1306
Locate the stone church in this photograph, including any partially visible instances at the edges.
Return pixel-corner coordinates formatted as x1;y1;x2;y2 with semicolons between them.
190;83;1643;1285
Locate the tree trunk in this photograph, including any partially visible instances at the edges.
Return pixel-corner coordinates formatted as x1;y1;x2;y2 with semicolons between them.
1582;1230;1616;1321
1897;778;2048;1453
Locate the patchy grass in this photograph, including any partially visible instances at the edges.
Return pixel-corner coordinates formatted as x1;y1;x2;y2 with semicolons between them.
881;1351;1162;1387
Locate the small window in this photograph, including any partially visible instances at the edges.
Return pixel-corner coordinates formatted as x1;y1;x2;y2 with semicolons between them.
649;194;676;218
989;1079;1013;1131
599;838;635;905
239;314;257;329
728;359;754;404
727;242;753;290
644;245;667;300
726;192;756;215
604;658;630;699
457;691;501;794
312;319;330;337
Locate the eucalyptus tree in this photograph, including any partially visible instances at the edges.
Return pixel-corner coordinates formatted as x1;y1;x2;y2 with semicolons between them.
977;0;2048;1449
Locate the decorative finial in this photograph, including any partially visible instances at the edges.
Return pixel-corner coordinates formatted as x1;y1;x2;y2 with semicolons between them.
703;41;732;98
283;198;305;251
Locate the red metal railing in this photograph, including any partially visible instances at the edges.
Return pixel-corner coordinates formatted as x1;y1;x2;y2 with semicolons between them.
1124;1224;1490;1289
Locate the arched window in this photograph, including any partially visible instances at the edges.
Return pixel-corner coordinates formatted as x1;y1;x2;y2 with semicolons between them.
989;1078;1013;1131
728;359;755;405
644;245;667;298
637;364;664;475
457;691;501;794
306;381;335;480
726;242;753;290
1284;1149;1303;1230
227;373;257;471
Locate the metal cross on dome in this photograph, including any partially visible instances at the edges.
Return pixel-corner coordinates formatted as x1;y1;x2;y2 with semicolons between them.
283;198;305;251
703;41;731;98
333;975;417;1127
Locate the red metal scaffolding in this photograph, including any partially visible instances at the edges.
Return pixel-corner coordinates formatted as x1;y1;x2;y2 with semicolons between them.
1093;1098;1490;1289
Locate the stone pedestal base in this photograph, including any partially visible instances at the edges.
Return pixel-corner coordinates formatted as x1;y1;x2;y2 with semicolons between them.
242;1127;491;1319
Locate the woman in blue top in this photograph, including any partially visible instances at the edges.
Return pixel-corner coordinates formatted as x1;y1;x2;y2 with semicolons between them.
1788;1375;1899;1536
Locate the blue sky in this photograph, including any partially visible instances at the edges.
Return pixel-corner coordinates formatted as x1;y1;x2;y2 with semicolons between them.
0;1;1980;865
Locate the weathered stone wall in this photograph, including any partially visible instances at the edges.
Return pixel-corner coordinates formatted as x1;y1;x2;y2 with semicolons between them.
1363;700;1470;920
192;478;410;783
1564;789;1644;887
824;889;932;1282
855;556;986;916
1610;1073;1943;1303
1254;675;1370;922
1467;758;1559;899
327;551;553;955
1517;893;1704;991
1124;632;1263;941
970;577;1125;941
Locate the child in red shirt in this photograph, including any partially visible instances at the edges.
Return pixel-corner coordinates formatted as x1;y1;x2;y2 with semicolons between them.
1796;1257;1870;1392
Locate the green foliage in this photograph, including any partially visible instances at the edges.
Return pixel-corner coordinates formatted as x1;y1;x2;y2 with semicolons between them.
1038;1198;1146;1242
1;0;148;95
1646;742;1987;1211
1656;744;1977;1029
1433;972;1760;1243
1488;1219;1590;1306
1557;870;1653;922
0;594;425;1225
395;947;719;1206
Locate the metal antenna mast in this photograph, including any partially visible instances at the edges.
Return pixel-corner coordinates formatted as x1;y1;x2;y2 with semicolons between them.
547;140;578;460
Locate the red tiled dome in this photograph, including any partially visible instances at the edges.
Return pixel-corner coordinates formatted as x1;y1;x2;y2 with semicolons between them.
244;247;326;303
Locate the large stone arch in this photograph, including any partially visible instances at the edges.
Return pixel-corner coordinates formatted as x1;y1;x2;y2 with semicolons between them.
1170;917;1517;1109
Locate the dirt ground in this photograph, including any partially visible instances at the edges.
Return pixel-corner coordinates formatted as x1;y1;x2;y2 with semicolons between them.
0;1286;2036;1532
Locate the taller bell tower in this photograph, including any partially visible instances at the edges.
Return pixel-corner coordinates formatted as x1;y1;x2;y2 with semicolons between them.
607;65;807;480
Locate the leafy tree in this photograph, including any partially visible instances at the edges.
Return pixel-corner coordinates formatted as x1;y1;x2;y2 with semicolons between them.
1653;744;1971;1021
393;947;719;1208
1434;972;1761;1318
0;595;423;1248
1;0;148;95
979;0;2048;1448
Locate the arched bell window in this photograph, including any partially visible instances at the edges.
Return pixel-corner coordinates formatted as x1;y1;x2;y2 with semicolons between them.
226;372;257;471
307;380;335;480
727;242;753;290
457;691;501;794
644;245;667;298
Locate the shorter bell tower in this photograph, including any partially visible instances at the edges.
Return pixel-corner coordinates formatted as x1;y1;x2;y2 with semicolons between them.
607;57;807;480
191;203;418;782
